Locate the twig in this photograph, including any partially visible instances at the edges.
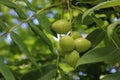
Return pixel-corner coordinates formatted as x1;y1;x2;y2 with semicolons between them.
0;1;63;38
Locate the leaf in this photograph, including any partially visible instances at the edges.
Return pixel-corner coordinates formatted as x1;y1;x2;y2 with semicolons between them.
86;29;106;48
110;32;120;48
10;32;41;71
114;6;120;12
0;0;17;9
28;20;54;53
21;64;56;80
36;13;54;35
15;7;27;19
82;0;120;21
0;19;8;32
23;0;36;11
0;0;27;19
21;70;41;80
59;68;69;80
40;69;57;80
107;19;120;48
0;57;15;80
101;72;120;80
107;19;120;38
104;35;115;47
83;15;94;25
72;14;94;25
91;15;104;27
76;47;120;67
40;64;57;80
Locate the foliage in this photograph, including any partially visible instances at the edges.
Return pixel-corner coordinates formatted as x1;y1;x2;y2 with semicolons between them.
0;0;120;80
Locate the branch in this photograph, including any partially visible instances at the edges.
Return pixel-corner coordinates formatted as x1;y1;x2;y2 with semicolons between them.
0;1;63;38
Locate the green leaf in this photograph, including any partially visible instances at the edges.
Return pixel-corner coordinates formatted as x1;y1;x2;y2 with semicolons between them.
76;47;120;67
107;19;120;38
110;32;120;48
83;15;94;25
40;64;57;80
86;29;106;48
0;19;8;32
0;0;17;9
21;64;56;80
40;69;57;80
104;35;115;47
21;70;41;80
101;72;120;80
36;13;53;34
28;20;54;53
59;68;69;80
91;15;104;27
10;31;41;71
72;14;94;25
23;0;36;11
15;7;27;19
82;0;120;21
107;19;120;48
0;57;15;80
114;6;120;12
0;0;26;19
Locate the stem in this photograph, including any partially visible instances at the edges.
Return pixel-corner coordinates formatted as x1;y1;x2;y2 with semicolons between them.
55;53;60;80
9;21;24;32
67;0;72;23
55;34;61;80
0;1;63;38
56;54;60;70
0;32;8;38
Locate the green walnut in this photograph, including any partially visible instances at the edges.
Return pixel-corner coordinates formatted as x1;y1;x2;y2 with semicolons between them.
64;50;80;67
74;38;91;52
52;19;71;34
69;31;82;39
59;36;75;52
